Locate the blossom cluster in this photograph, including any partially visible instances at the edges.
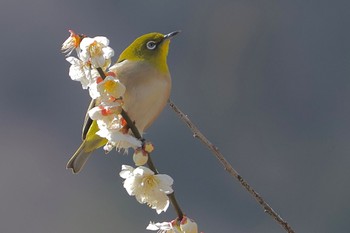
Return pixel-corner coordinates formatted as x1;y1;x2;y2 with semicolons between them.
62;30;141;152
62;30;198;232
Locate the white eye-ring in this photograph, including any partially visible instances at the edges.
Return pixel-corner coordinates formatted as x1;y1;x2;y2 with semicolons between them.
146;41;157;50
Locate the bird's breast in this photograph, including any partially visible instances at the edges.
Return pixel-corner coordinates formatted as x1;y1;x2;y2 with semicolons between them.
110;60;171;134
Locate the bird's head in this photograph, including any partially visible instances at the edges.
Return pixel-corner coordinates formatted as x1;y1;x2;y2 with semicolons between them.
117;31;180;73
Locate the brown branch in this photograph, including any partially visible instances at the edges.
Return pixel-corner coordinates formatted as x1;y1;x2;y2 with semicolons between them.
120;109;142;140
168;99;295;233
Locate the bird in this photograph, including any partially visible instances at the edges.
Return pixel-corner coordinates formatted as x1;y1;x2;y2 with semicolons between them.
66;31;179;174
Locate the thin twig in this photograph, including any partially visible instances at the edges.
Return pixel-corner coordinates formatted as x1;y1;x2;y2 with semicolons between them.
120;109;142;140
168;99;295;233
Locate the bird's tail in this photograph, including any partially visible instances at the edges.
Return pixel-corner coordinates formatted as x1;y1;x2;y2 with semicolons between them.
66;140;93;174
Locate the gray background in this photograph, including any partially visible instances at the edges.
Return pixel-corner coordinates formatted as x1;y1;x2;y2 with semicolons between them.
1;0;350;232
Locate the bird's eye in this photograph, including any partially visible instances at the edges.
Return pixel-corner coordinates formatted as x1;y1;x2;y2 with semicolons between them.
146;41;157;50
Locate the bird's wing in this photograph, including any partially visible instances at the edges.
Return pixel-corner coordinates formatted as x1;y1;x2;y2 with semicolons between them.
82;98;96;140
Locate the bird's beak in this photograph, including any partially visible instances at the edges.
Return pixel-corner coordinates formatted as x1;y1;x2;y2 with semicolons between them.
163;30;181;40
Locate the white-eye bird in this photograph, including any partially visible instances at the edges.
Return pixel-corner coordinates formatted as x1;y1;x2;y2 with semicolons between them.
67;31;179;173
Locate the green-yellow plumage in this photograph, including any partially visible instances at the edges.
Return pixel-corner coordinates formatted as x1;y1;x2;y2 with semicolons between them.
67;31;179;173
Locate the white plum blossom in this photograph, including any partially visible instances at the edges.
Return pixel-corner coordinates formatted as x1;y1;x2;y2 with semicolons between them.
79;36;114;68
66;56;96;89
120;165;174;214
89;74;126;100
98;76;126;100
61;30;82;56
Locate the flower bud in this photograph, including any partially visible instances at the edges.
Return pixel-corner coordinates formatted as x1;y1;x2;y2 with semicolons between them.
143;141;155;153
133;148;148;166
180;216;198;233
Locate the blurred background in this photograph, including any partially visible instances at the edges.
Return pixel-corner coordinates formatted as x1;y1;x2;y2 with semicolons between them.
1;0;349;232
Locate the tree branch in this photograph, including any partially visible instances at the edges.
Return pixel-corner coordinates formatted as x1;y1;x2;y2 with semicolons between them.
168;99;295;233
